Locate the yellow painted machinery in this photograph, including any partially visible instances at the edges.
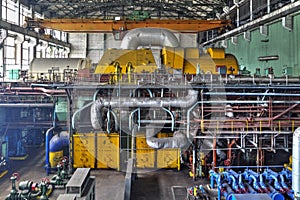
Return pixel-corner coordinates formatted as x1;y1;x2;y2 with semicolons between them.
94;47;239;82
68;28;240;172
72;131;181;171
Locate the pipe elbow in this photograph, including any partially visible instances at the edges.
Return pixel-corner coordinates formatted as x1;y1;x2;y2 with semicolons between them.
146;130;188;149
49;131;69;152
120;28;179;49
90;99;103;130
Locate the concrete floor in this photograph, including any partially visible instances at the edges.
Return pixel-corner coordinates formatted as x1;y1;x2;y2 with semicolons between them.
131;169;200;200
0;146;210;200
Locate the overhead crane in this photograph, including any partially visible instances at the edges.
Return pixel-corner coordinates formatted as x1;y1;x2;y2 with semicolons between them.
25;18;231;33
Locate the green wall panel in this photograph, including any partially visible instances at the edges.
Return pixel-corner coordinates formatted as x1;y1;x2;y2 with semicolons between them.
221;14;300;77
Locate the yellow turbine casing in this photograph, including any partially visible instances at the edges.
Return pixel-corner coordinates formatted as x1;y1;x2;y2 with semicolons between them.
95;49;158;74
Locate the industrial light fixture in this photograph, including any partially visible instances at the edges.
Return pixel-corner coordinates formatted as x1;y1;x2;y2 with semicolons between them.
114;16;121;21
257;55;279;61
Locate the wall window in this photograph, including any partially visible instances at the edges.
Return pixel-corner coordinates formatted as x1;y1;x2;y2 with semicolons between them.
2;0;19;25
4;36;17;71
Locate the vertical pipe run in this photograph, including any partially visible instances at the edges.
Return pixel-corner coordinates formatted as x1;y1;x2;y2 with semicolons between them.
292;127;300;198
192;144;196;181
213;137;217;170
45;126;55;175
250;0;253;21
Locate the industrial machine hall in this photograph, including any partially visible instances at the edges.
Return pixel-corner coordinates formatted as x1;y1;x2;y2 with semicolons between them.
1;0;300;200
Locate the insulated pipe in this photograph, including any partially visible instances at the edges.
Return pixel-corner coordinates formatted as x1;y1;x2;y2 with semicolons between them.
293;127;300;198
72;101;94;129
120;28;179;49
145;125;188;149
8;87;65;94
91;90;198;130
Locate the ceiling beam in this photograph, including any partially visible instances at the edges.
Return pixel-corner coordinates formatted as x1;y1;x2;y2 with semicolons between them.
26;18;231;33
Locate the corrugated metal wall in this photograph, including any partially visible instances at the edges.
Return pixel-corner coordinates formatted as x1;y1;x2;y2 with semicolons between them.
220;13;300;77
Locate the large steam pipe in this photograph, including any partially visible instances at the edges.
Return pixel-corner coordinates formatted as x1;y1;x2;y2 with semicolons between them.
8;87;65;94
293;127;300;198
145;125;188;149
91;90;198;130
72;101;94;129
120;28;179;49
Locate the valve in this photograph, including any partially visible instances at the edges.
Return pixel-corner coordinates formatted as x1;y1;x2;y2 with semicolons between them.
39;178;50;200
5;173;20;200
60;156;69;179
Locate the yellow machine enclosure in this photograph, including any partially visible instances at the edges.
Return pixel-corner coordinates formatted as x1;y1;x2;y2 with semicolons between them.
94;49;158;75
162;47;239;75
73;132;120;170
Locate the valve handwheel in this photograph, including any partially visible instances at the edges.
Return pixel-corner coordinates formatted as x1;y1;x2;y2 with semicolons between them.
12;172;20;180
42;177;50;184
